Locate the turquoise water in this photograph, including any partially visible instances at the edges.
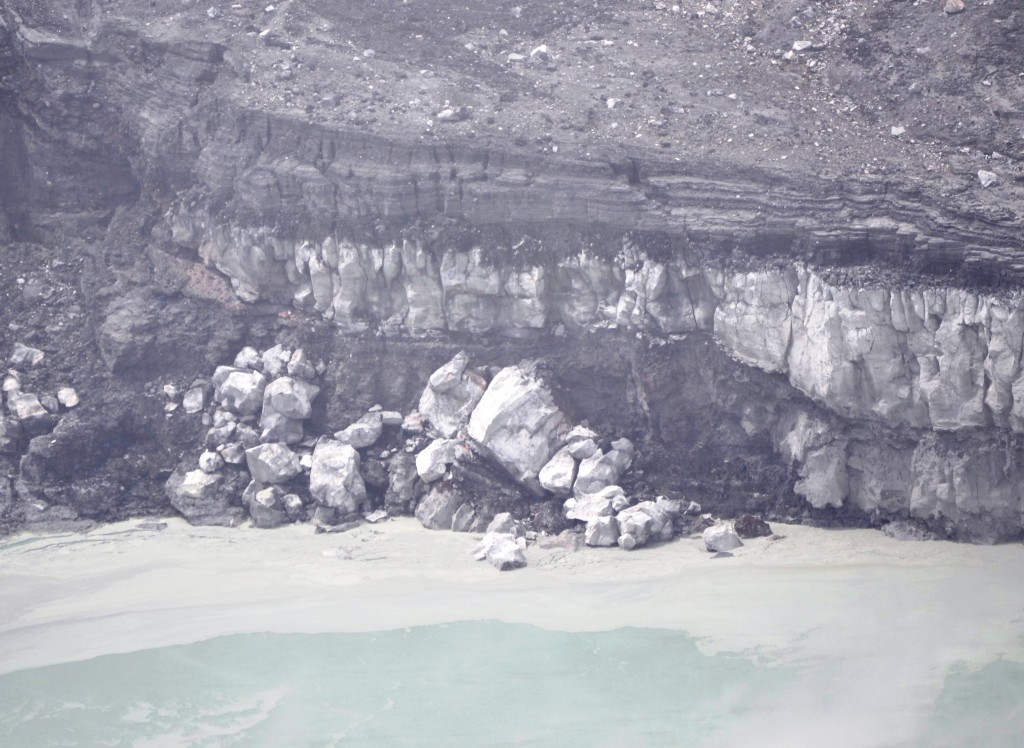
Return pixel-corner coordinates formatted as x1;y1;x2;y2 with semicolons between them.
1;622;1022;747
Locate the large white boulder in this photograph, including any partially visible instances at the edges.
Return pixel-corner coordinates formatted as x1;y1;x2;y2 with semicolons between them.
538;446;577;496
584;516;620;547
616;500;674;550
467;364;568;484
415;438;462;483
215;368;267;416
263;377;320;420
473;532;527;571
245;443;301;484
565;485;628;523
309;439;366;514
418;351;487;437
703;524;744;552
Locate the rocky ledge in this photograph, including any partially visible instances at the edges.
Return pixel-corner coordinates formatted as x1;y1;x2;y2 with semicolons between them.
1;1;1023;542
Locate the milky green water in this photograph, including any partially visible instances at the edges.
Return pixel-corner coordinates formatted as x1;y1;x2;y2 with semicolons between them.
1;622;1021;747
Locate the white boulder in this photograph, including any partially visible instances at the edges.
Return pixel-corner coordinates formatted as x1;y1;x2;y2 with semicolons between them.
703;524;744;552
264;377;320;420
309;439;366;513
415;438;462;483
538;446;577;496
245;443;301;484
565;485;628;523
585;516;620;547
418;351;487;437
473;532;527;571
216;369;267;416
467;364;568;484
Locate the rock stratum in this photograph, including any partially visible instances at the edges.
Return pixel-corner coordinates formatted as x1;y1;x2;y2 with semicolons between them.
1;0;1023;541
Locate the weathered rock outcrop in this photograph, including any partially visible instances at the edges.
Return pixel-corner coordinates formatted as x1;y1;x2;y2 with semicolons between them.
2;0;1024;543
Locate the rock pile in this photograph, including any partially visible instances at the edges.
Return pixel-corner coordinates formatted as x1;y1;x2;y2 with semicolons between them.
1;344;78;455
164;346;774;568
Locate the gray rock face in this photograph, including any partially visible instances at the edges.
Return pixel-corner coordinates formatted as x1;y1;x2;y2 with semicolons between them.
703;524;744;552
418;351;487;437
467;364;568;484
309;440;366;514
245;443;301;484
473;532;527;571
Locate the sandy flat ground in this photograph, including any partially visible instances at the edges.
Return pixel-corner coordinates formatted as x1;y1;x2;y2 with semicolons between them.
2;517;1024;741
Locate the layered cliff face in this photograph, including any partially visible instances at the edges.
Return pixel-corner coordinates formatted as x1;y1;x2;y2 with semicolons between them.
1;0;1023;540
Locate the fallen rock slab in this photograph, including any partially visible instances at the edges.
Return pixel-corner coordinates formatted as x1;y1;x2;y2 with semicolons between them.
703;524;744;552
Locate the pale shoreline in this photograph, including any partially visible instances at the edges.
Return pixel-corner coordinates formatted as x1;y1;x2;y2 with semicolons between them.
1;517;1023;673
4;517;1024;743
